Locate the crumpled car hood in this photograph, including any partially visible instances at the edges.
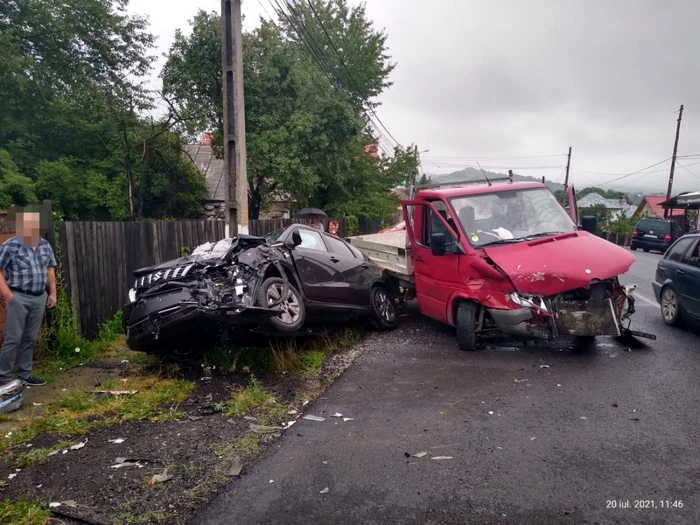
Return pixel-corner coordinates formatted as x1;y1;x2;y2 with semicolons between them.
483;231;635;295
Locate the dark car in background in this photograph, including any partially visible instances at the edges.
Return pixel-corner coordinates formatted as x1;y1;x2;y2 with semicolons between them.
122;225;398;360
630;217;683;253
652;233;700;327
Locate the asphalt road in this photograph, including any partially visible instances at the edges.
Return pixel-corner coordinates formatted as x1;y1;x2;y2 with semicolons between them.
195;250;700;525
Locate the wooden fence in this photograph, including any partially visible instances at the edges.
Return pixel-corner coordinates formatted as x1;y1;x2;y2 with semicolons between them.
59;220;226;337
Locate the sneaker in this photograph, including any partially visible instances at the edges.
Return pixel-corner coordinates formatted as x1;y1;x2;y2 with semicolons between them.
22;376;46;386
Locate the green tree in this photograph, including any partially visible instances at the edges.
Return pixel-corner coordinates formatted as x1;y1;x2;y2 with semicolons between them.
0;150;38;209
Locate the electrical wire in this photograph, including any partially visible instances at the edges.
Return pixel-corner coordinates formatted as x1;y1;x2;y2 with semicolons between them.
598;158;673;187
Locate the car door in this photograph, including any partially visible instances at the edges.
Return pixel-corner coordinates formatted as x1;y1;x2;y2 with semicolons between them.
403;200;462;324
289;228;339;303
323;234;372;306
677;238;700;318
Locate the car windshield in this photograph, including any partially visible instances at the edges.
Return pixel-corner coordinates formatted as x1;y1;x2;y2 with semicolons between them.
265;228;286;243
449;188;577;248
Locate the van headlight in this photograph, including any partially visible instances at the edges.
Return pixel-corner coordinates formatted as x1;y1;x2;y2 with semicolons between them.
507;292;548;312
128;288;137;303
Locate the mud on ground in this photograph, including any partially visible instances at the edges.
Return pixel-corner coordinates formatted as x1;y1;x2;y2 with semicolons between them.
0;338;367;525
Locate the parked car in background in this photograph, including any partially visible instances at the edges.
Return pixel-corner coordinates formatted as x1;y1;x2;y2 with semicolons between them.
653;233;700;327
378;220;405;234
630;217;683;253
122;225;398;360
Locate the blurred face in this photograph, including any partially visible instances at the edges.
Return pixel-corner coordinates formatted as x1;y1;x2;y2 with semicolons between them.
310;214;318;223
329;222;338;233
17;212;41;242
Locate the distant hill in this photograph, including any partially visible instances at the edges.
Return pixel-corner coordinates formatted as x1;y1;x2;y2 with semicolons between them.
430;167;565;192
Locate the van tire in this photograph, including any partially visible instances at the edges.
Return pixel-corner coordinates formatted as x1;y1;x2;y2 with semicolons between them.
455;301;479;351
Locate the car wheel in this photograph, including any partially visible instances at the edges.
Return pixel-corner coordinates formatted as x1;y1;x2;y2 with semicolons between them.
257;277;305;332
643;248;650;252
660;287;682;326
455;301;480;351
630;246;637;251
370;286;397;331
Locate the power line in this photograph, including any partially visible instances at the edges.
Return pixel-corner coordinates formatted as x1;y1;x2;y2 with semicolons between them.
421;154;567;161
676;161;700;182
598;158;672;187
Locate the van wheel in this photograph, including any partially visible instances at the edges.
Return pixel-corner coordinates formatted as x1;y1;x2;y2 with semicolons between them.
257;277;306;332
455;301;480;351
370;286;397;331
660;287;682;326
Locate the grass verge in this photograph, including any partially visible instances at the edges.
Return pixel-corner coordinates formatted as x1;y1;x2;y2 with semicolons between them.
0;496;50;525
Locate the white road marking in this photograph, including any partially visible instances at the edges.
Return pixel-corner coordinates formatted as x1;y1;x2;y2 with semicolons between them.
634;293;658;307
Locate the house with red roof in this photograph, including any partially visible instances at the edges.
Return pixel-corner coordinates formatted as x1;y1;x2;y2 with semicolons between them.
633;195;689;226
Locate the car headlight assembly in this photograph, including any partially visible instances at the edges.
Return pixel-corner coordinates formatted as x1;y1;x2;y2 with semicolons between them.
128;288;137;303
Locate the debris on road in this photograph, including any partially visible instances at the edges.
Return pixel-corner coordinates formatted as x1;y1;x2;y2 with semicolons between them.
488;411;495;415
540;365;551;369
227;462;244;477
188;415;203;421
110;458;148;469
250;424;283;434
332;412;343;418
343;418;354;422
108;438;125;444
530;437;536;441
288;409;298;415
580;417;588;420
283;421;296;430
90;390;138;396
269;480;274;484
149;469;173;485
303;415;325;422
70;440;87;450
412;451;428;458
49;502;61;508
320;487;329;494
431;456;453;460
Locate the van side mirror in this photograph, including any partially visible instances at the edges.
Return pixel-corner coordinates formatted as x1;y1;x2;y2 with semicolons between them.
581;216;597;234
431;232;446;256
285;229;303;249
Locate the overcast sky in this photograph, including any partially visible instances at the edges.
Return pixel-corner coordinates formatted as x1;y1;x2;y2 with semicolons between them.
130;0;700;193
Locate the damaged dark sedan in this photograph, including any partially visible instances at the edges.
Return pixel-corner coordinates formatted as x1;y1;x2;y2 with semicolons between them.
122;225;398;360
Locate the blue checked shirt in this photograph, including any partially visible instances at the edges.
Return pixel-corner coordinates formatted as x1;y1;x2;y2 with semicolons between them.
0;237;57;295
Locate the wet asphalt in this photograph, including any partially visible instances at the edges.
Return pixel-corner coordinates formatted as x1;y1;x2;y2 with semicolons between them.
194;250;700;525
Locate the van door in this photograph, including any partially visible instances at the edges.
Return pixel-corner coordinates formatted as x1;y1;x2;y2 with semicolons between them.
403;200;463;324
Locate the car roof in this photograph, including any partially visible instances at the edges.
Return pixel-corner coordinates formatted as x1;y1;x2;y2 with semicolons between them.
416;181;547;199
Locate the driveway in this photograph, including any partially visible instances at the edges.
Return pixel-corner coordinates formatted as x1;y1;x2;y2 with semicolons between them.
194;250;700;525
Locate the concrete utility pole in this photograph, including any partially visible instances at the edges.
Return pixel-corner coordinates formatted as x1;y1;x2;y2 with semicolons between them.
664;104;684;218
221;0;248;236
564;146;572;189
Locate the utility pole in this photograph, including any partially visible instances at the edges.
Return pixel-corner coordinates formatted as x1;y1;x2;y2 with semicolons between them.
664;104;684;218
221;0;248;236
564;146;572;189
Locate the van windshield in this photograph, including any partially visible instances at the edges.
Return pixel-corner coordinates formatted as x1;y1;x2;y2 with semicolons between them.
450;188;577;247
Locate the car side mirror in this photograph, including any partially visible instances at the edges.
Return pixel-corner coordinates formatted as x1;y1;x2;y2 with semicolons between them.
431;232;446;256
581;216;597;234
285;229;303;249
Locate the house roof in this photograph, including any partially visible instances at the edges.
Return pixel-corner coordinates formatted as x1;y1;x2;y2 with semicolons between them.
634;195;687;220
183;144;225;201
577;193;636;217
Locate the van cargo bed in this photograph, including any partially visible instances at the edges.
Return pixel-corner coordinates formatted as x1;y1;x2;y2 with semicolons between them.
348;231;413;283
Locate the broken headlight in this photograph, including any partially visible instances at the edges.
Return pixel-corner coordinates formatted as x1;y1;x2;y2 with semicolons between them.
507;292;548;312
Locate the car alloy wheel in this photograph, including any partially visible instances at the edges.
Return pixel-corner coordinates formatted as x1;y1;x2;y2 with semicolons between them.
374;288;395;324
661;288;680;326
267;282;301;325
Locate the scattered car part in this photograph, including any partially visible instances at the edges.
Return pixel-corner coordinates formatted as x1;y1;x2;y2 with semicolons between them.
0;379;24;414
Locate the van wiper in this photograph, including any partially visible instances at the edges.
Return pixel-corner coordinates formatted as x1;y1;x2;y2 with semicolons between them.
518;231;564;240
479;238;523;247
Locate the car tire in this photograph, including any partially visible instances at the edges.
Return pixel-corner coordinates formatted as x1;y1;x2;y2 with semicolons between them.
630;246;637;251
370;286;398;331
257;277;305;333
643;248;650;252
455;301;480;351
660;286;682;326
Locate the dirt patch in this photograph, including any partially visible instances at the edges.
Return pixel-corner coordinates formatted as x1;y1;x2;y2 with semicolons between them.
0;336;373;524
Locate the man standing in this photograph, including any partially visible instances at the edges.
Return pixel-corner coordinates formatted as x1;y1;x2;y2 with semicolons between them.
309;214;325;232
0;209;57;386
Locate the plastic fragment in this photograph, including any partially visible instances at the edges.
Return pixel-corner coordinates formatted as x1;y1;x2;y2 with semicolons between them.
188;416;203;421
580;416;588;420
431;456;453;460
343;418;354;422
332;413;343;418
283;421;296;429
8;473;17;479
49;502;61;508
320;487;329;494
227;463;243;477
488;411;494;415
540;365;550;368
250;424;282;434
288;409;298;415
149;469;173;484
302;415;325;422
108;438;125;444
70;440;87;450
412;451;428;458
269;480;274;484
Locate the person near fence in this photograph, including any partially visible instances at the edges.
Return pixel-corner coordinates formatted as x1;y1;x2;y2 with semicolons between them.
328;220;339;236
309;214;325;232
0;209;57;386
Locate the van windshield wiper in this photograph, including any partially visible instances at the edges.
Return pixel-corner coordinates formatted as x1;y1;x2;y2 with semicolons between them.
479;238;523;247
517;231;564;241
